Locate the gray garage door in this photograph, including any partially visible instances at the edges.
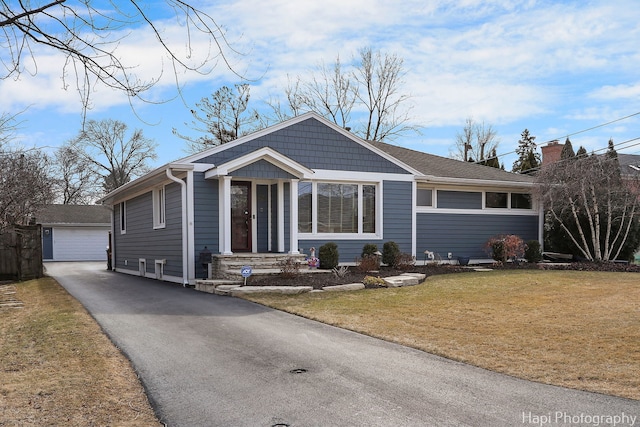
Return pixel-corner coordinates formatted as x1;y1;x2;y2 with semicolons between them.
50;227;109;261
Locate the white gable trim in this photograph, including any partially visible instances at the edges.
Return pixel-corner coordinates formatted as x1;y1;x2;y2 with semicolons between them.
178;112;421;176
204;147;314;179
98;163;194;205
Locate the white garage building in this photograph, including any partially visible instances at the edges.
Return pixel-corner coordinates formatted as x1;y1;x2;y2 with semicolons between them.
37;205;111;262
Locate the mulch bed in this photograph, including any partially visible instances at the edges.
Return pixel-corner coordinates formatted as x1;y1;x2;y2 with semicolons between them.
247;261;640;290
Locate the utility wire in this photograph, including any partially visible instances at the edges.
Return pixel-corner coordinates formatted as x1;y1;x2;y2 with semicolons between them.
476;111;640;164
519;136;640;175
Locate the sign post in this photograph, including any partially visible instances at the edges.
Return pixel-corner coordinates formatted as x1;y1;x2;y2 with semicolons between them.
241;265;252;286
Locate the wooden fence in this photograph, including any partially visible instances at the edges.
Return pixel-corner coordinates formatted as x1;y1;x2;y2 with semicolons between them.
0;225;43;281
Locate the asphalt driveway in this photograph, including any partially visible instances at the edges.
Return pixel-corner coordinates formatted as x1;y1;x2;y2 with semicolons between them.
46;262;639;426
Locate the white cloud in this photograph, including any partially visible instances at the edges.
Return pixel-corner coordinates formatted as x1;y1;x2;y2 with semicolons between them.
589;83;640;101
3;0;640;165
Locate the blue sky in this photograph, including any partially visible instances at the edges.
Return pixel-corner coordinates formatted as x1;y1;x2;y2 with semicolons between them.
2;0;639;170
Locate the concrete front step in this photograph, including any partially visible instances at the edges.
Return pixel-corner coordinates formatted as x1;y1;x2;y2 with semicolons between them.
210;253;311;279
224;268;332;277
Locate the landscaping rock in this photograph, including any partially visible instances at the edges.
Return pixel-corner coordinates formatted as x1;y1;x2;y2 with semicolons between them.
322;283;365;292
383;275;420;287
401;272;426;281
229;286;313;296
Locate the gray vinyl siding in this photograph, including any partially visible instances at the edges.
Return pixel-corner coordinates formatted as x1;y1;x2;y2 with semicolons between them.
193;173;219;274
114;182;183;277
298;239;384;264
437;190;482;209
195;117;410;175
382;181;412;252
416;213;539;259
299;180;413;263
232;160;297;179
256;185;269;252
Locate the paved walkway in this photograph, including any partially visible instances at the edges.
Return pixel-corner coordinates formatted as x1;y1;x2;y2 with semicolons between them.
46;262;639;427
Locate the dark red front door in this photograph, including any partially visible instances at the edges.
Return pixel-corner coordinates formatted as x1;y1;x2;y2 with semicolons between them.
231;181;251;252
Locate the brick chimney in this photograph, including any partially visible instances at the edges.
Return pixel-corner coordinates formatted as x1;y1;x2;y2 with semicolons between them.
541;140;563;165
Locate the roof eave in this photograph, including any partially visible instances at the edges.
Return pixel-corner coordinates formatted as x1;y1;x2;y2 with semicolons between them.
416;175;535;189
98;163;195;205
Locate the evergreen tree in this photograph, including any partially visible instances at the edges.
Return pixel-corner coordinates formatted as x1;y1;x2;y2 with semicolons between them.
480;147;502;169
560;138;575;160
576;146;588;158
606;138;618;160
512;129;541;174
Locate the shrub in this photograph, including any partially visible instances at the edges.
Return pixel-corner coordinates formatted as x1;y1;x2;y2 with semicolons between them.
357;254;380;273
394;253;415;270
361;243;379;258
332;265;349;278
485;234;525;263
362;275;386;287
277;257;300;278
489;240;505;263
319;242;339;269
382;241;401;266
524;240;542;263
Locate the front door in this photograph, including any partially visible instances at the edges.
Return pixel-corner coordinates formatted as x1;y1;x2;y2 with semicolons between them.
231;181;252;252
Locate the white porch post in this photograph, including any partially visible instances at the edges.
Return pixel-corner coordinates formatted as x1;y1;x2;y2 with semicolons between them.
289;179;300;254
219;176;233;255
277;180;285;253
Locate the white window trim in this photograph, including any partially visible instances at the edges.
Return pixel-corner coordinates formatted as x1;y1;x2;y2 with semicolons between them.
484;191;534;211
120;201;127;234
298;180;382;239
416;187;435;208
153;185;166;229
415;188;536;214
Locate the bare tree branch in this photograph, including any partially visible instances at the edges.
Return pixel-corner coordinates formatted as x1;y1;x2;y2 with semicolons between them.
69;118;157;193
0;1;242;117
536;153;640;261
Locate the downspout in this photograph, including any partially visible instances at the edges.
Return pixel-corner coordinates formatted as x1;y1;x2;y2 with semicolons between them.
166;169;189;286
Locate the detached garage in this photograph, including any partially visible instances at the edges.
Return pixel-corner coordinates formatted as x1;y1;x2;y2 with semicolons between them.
37;205;111;262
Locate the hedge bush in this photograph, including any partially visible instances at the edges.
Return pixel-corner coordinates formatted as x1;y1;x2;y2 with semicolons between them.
319;242;339;269
525;240;542;263
382;241;401;266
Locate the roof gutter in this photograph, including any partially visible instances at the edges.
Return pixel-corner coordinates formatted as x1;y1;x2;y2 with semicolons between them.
166;168;189;287
98;163;195;205
416;175;535;189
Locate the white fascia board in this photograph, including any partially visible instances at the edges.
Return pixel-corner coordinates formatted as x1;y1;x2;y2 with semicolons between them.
204;147;314;179
310;169;414;182
416;175;534;189
98;163;194;205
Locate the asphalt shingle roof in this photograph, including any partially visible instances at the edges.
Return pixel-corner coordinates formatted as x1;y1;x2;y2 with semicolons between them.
616;153;640;176
36;205;111;225
371;142;535;183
